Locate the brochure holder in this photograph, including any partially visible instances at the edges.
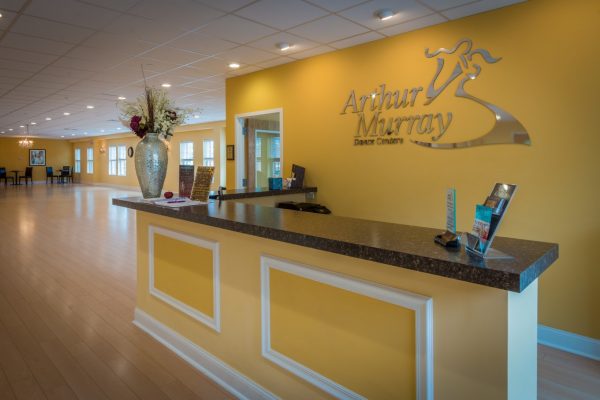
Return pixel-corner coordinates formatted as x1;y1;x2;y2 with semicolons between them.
465;183;517;259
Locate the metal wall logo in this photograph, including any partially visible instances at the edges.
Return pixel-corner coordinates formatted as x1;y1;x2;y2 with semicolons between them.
340;38;531;149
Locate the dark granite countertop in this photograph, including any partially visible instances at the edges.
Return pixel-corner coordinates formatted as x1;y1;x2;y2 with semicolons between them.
208;186;317;200
113;197;558;293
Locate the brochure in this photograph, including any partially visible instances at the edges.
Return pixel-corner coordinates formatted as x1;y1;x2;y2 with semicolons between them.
472;204;493;250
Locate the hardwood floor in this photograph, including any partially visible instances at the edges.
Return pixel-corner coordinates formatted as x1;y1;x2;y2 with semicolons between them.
0;184;232;400
0;184;598;399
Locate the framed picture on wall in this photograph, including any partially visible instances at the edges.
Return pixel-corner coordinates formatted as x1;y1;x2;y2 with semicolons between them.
29;149;46;166
226;145;235;160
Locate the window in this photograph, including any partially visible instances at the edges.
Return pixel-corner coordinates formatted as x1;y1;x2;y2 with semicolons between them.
108;146;117;176
74;148;81;173
256;137;262;172
180;141;194;166
117;145;127;176
86;147;94;174
203;140;214;167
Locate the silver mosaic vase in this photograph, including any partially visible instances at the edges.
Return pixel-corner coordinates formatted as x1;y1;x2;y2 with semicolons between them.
135;132;168;198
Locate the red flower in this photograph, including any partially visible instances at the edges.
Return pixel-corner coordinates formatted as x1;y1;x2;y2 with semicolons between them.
130;115;146;138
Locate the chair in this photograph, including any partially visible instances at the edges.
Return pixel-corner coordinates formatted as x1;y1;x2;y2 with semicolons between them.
46;166;55;184
19;167;33;185
0;167;14;185
62;166;73;183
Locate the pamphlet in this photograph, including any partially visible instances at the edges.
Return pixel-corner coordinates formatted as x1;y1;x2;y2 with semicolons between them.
472;204;492;243
446;188;456;233
151;197;205;208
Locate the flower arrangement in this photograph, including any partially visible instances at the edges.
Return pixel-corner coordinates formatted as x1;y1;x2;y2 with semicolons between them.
119;86;188;141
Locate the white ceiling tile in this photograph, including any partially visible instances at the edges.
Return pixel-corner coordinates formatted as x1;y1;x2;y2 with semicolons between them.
52;56;116;72
183;79;224;91
142;46;208;66
289;45;336;59
235;0;328;30
340;0;433;30
195;0;256;12
0;0;28;12
127;0;225;31
0;58;45;72
247;32;320;55
304;0;368;12
188;56;231;75
170;32;239;56
25;0;121;30
119;57;180;75
37;66;93;81
227;64;262;76
217;45;277;65
288;15;368;43
0;46;58;64
11;15;94;44
257;56;295;68
2;32;74;55
0;9;17;26
378;13;446;36
196;15;277;44
441;0;525;20
419;0;472;11
102;14;185;43
77;0;138;12
83;32;156;55
329;30;384;49
0;66;35;78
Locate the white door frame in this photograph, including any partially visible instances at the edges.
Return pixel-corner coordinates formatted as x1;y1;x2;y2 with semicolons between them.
234;108;283;189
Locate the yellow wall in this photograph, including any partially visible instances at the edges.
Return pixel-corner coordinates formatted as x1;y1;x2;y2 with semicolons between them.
226;0;600;339
0;137;72;182
72;121;225;193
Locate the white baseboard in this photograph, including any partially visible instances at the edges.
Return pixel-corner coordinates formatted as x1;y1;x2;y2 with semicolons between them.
89;182;141;192
133;308;278;400
538;324;600;361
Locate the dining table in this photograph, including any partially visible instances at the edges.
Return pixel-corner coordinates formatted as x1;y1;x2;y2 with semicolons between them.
9;170;21;185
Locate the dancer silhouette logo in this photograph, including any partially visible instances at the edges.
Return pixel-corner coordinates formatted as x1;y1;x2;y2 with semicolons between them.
341;38;531;149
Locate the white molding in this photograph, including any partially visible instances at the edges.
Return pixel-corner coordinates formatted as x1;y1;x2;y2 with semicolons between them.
148;225;221;332
89;182;141;191
133;308;278;400
260;255;434;400
234;108;283;189
538;324;600;361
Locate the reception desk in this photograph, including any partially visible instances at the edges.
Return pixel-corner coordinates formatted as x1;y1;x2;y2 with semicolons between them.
114;191;557;400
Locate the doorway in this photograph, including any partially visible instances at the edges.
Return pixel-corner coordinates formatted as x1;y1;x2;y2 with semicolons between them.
235;109;282;189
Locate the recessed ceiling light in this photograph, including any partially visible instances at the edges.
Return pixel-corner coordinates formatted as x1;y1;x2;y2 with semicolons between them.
117;127;122;130
193;114;200;118
228;62;240;69
45;117;52;121
71;133;75;136
19;125;24;128
63;112;70;116
161;83;171;88
31;122;36;125
61;135;65;138
86;105;94;109
9;128;13;131
276;42;292;51
375;9;395;21
118;96;126;100
1;131;4;134
0;12;2;18
100;129;105;132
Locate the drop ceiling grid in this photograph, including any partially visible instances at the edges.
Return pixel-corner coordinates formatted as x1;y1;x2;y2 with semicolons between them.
0;0;524;137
